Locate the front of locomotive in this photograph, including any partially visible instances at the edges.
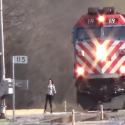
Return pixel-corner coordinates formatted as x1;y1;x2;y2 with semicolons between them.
73;7;125;107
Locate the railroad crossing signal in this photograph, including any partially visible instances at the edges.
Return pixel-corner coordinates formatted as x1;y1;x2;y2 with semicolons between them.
15;80;28;90
12;55;28;122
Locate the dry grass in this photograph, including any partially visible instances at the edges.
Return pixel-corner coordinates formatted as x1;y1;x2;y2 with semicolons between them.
52;102;85;112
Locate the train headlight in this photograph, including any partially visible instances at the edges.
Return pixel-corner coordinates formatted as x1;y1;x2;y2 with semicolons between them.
98;16;105;22
76;67;84;75
96;45;106;60
120;66;125;74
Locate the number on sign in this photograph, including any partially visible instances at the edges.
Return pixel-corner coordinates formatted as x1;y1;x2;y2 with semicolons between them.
17;57;25;63
107;18;118;23
13;56;28;64
17;57;21;62
109;18;115;23
87;19;94;24
22;57;25;62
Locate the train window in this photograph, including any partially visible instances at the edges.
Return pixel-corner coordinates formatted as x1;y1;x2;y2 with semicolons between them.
76;27;101;40
103;26;125;40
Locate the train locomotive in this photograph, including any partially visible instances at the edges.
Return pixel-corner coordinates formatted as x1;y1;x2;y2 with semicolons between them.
73;7;125;110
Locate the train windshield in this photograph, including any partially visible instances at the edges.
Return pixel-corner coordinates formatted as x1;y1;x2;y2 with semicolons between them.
103;26;125;40
76;27;101;40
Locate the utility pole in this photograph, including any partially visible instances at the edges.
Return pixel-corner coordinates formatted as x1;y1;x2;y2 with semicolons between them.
0;0;5;80
0;0;6;118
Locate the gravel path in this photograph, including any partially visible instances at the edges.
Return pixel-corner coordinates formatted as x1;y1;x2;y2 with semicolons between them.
2;111;125;124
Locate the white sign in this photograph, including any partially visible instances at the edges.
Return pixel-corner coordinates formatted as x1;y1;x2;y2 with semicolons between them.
13;56;28;64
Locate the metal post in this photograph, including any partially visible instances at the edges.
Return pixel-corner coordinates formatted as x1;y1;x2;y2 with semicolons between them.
100;104;104;120
72;109;75;125
12;57;15;122
64;101;67;112
0;0;5;80
0;0;6;118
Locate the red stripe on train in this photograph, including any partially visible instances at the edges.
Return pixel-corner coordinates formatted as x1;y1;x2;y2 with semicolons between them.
101;41;124;69
77;43;102;68
105;55;123;73
77;40;115;69
76;50;99;73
